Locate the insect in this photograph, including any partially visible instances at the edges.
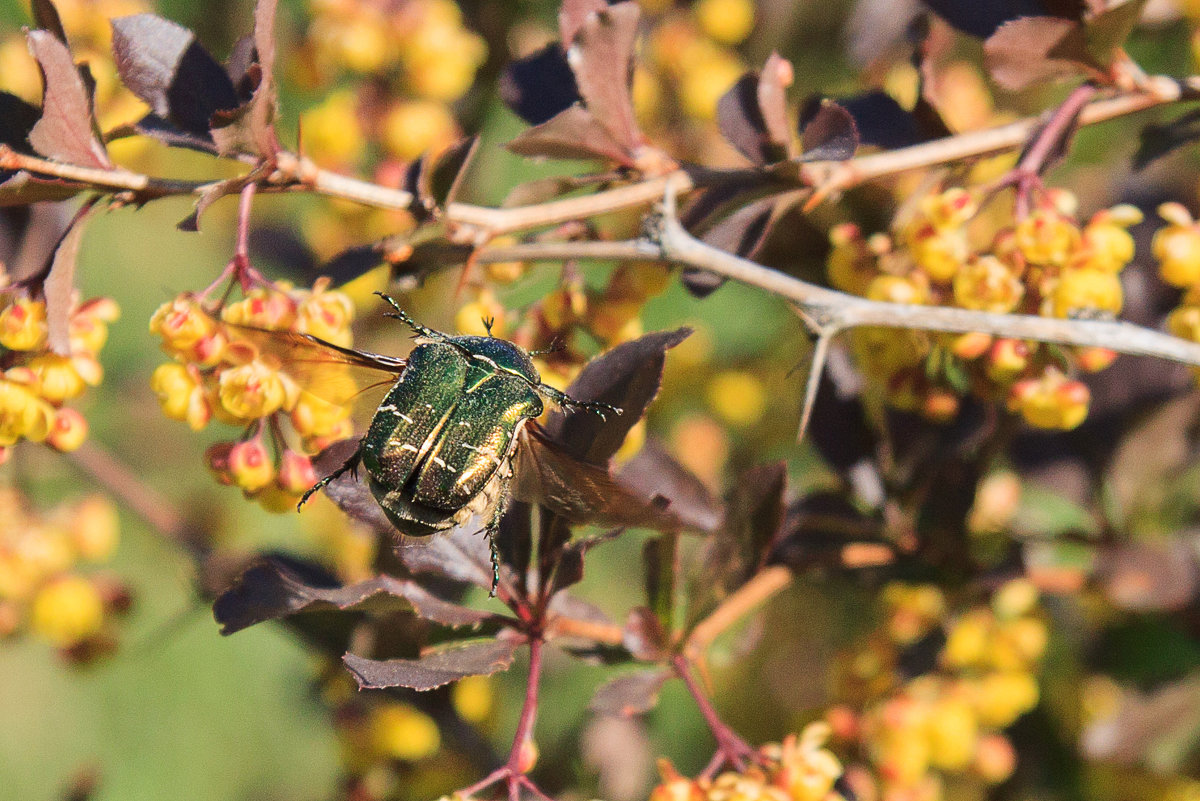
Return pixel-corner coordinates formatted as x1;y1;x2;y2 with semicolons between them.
296;293;620;590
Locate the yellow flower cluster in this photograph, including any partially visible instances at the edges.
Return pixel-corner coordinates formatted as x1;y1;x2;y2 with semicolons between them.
0;489;123;655
648;724;845;801
644;2;750;129
827;187;1140;429
294;0;485;166
827;580;1046;800
0;295;118;456
149;280;357;508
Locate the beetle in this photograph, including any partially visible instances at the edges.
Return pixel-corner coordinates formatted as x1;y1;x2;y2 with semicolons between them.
296;293;620;589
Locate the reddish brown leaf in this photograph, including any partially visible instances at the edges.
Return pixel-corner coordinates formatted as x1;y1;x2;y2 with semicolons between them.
26;31;111;169
622;607;670;660
0;172;81;205
1082;674;1200;768
211;0;279;156
567;2;643;153
1082;0;1147;67
506;104;633;164
758;53;796;159
1100;539;1200;612
43;205;92;355
542;327;692;465
396;521;498;591
983;16;1097;91
343;637;519;691
213;558;498;635
590;668;672;716
559;0;609;44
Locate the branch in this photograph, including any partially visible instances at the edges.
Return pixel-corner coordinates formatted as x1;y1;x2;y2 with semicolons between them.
648;198;1200;367
447;76;1189;240
685;566;794;658
4;76;1191;239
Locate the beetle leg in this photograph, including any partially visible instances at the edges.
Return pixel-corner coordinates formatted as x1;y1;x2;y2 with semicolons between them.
297;447;362;510
537;384;623;420
484;470;513;597
374;292;448;342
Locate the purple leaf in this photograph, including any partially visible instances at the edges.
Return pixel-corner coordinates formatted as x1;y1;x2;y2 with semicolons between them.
507;104;633;164
26;31;111;169
343;637;519;691
717;73;773;165
499;44;581;126
617;440;722;534
541;328;692;465
567;2;643;153
700;195;778;259
0;91;41;155
396;523;497;591
31;0;68;44
822;91;944;150
213;558;497;635
921;0;1084;38
716;55;795;166
134;112;218;154
111;14;239;140
422;136;478;208
800;101;859;162
590;668;672;716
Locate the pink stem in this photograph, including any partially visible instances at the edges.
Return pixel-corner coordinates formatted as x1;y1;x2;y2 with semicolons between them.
672;655;754;774
1010;83;1099;218
457;637;548;801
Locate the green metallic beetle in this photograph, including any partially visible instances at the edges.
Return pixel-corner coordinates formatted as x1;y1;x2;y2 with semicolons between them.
297;293;619;586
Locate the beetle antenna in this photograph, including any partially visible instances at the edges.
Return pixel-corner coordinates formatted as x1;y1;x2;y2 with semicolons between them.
528;338;565;357
375;292;446;341
482;316;495;336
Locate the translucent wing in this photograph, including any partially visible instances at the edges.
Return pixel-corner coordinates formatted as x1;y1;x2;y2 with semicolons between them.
513;424;688;532
223;323;406;424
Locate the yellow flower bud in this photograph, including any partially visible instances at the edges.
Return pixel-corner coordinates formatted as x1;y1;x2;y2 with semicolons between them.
228;439;275;492
0;297;48;351
369;703;441;761
69;496;119;562
30;575;105;647
46;407;88;452
218;360;288;420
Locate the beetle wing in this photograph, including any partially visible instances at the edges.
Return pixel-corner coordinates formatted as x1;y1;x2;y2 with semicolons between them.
513;424;687;532
413;370;543;510
224;323;407;422
362;343;468;490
